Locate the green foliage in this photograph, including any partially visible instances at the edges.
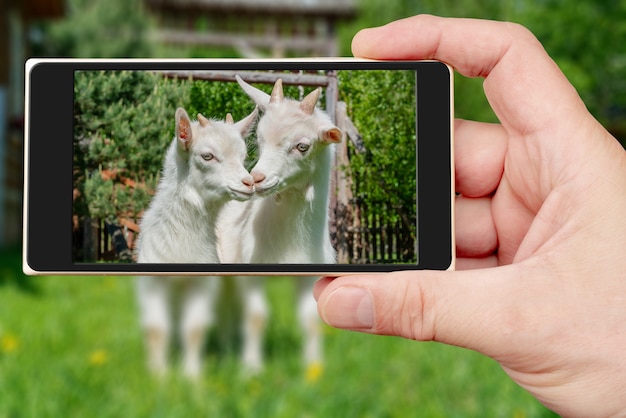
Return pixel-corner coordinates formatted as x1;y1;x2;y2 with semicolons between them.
187;76;313;122
83;171;115;222
341;0;626;144
520;0;626;134
189;79;247;120
74;70;188;221
40;0;154;58
77;71;183;177
339;70;416;226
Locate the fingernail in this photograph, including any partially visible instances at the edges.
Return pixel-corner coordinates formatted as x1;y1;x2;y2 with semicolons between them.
322;287;374;329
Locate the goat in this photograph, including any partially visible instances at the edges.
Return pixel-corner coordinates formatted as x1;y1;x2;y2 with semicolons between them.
217;76;343;373
135;106;257;378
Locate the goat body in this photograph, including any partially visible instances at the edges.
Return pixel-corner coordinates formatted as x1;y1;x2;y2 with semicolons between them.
217;76;343;372
135;107;257;378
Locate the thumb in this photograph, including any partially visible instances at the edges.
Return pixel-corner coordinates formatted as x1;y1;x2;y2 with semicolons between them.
315;265;529;356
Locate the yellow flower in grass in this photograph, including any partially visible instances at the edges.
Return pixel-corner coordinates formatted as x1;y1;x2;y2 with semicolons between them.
1;333;19;353
89;349;108;366
305;361;323;383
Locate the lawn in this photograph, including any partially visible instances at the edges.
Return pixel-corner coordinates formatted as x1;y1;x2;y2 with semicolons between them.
0;247;556;418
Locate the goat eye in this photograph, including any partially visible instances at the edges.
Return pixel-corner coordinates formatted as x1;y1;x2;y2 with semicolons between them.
201;153;215;161
295;143;310;153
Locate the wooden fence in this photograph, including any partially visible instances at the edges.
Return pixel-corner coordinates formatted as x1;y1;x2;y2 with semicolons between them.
342;197;416;264
78;205;416;265
76;218;135;263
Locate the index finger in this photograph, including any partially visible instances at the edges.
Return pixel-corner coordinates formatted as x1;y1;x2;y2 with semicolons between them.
352;15;587;136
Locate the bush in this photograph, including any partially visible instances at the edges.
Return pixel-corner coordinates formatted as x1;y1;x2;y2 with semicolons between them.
74;70;189;222
338;69;417;225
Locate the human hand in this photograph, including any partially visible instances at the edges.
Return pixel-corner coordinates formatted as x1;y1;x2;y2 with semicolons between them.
315;15;626;417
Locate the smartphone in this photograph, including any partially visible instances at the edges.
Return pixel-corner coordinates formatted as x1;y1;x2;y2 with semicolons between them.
23;58;454;275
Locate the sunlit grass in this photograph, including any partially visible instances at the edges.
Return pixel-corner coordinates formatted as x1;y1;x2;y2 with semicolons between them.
0;250;556;417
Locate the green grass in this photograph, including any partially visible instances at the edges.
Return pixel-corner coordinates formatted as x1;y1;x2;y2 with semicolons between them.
0;248;556;418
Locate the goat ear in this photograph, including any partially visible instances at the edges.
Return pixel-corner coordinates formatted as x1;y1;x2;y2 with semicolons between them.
300;88;321;115
235;106;259;138
270;78;284;104
236;75;270;110
176;107;192;150
321;127;343;144
225;113;234;125
197;113;210;127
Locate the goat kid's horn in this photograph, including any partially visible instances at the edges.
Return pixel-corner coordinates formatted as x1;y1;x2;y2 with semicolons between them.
270;78;284;104
300;87;321;115
197;113;211;127
225;113;234;125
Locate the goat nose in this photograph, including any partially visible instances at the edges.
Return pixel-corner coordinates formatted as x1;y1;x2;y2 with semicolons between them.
242;176;254;188
251;171;266;184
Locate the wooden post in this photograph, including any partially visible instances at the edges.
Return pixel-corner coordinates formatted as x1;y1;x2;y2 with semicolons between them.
83;217;99;262
325;70;337;124
326;71;338;257
332;101;354;264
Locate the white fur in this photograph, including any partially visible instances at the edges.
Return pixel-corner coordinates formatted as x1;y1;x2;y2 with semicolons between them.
135;107;257;378
217;76;342;372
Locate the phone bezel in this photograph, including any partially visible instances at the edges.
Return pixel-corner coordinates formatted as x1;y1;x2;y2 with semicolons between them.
23;58;455;275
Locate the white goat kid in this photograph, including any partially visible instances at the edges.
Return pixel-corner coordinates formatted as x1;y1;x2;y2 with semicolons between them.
135;106;257;378
218;76;343;373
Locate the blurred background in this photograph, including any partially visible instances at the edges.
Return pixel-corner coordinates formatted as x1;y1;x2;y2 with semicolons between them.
1;0;625;416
